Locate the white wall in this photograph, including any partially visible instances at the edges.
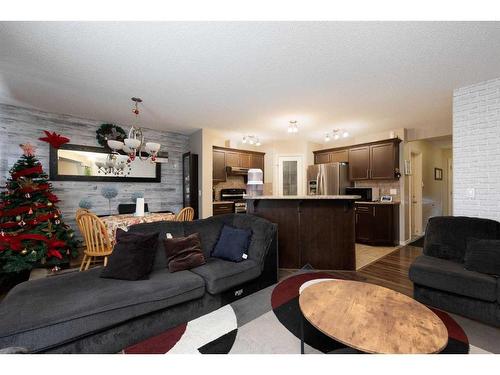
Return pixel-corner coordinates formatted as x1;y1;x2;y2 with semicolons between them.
453;77;500;221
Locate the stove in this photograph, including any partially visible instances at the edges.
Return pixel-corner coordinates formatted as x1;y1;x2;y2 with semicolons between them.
220;188;247;213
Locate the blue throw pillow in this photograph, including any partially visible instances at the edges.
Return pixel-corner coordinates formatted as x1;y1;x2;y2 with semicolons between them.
212;225;252;262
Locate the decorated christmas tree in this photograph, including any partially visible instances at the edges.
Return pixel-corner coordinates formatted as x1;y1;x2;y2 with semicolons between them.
0;143;79;273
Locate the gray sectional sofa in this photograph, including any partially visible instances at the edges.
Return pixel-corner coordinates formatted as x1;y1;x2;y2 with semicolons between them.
0;214;278;353
409;216;500;327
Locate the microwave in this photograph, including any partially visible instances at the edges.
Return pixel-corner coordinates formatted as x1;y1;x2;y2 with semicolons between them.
345;187;380;202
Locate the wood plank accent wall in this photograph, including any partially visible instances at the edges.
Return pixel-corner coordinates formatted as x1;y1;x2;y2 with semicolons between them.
0;103;189;237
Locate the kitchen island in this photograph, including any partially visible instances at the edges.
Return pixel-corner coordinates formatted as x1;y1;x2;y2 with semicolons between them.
246;195;360;270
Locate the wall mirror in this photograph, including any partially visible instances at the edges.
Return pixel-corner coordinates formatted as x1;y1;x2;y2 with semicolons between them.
49;144;163;182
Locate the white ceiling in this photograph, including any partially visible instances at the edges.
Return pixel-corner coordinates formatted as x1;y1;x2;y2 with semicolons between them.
1;22;500;143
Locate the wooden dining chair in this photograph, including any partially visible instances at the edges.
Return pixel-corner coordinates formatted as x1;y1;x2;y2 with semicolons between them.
175;207;195;221
76;211;114;271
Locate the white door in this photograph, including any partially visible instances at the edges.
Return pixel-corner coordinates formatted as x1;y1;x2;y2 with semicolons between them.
277;156;304;196
410;152;423;236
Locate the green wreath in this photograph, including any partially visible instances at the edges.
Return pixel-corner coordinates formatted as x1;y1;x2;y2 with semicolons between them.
96;124;127;148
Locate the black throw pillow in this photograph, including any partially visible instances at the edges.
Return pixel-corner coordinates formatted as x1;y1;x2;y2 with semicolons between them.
100;229;159;280
211;225;252;262
464;238;500;276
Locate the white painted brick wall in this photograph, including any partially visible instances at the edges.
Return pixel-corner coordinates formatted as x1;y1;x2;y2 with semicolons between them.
453;77;500;221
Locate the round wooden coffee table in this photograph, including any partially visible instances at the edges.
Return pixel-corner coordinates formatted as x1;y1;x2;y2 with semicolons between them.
298;280;448;354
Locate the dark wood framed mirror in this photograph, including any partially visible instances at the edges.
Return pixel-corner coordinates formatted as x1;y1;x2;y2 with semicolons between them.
49;144;163;182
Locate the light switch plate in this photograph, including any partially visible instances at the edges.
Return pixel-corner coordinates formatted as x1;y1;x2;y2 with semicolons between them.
390;189;398;195
467;188;475;199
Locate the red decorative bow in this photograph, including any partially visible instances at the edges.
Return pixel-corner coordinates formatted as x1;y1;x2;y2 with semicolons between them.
39;131;70;149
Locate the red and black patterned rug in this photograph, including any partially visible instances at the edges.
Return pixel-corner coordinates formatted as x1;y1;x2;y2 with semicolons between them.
123;272;470;354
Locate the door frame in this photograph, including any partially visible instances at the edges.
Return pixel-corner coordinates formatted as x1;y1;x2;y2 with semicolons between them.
447;157;453;215
409;152;423;237
276;154;304;196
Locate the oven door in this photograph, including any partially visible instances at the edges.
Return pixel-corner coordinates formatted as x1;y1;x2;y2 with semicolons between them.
234;202;247;213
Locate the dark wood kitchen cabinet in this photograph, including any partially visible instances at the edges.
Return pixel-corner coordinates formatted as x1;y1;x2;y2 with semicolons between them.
315;138;401;181
225;151;240;167
370;142;399;180
212;149;227;182
240;153;252;168
314;152;331;164
212;146;265;181
250;154;264;170
213;202;235;216
314;149;349;164
348;146;371;180
355;203;399;246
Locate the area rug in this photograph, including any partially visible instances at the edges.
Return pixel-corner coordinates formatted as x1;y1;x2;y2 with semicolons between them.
123;272;471;354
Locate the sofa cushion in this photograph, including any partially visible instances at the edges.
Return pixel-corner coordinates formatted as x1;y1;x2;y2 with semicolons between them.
183;215;233;258
465;238;500;276
190;257;261;294
128;221;185;270
0;267;205;352
409;255;497;302
164;233;206;272
212;225;252;262
232;214;277;268
100;229;159;280
423;216;500;262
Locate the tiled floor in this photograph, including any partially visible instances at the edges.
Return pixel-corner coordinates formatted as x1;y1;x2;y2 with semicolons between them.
355;243;400;270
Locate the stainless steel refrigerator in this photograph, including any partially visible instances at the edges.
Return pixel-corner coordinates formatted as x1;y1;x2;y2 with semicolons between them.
307;162;352;195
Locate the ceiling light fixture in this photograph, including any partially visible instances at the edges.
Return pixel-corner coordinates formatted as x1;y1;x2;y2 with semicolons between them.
324;129;349;142
103;98;162;164
288;120;299;134
242;135;261;147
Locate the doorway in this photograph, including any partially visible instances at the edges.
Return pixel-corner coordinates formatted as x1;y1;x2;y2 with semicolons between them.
277;155;304;196
410;152;423;237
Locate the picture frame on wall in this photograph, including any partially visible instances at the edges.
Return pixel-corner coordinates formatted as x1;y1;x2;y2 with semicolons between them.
434;167;443;180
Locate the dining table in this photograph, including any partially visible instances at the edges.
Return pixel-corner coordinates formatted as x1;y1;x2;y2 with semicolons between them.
100;212;176;241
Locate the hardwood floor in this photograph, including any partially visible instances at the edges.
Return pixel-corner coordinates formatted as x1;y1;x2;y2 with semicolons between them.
357;245;422;297
279;244;423;297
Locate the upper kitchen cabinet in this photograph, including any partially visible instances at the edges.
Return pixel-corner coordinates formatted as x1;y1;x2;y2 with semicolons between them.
313;149;349;164
330;150;349;163
225;151;240;167
314;138;401;181
212;146;265;181
314;152;331;164
213;149;226;182
369;141;399;180
348;146;371;180
250;153;264;170
240;153;252;168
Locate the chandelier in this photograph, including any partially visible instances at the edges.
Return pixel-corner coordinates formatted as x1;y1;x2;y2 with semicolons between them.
242;135;261;146
287;120;299;134
95;154;131;176
106;97;161;162
324;129;349;142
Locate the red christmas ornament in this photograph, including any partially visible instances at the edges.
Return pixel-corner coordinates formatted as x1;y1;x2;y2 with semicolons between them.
38;130;70;149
